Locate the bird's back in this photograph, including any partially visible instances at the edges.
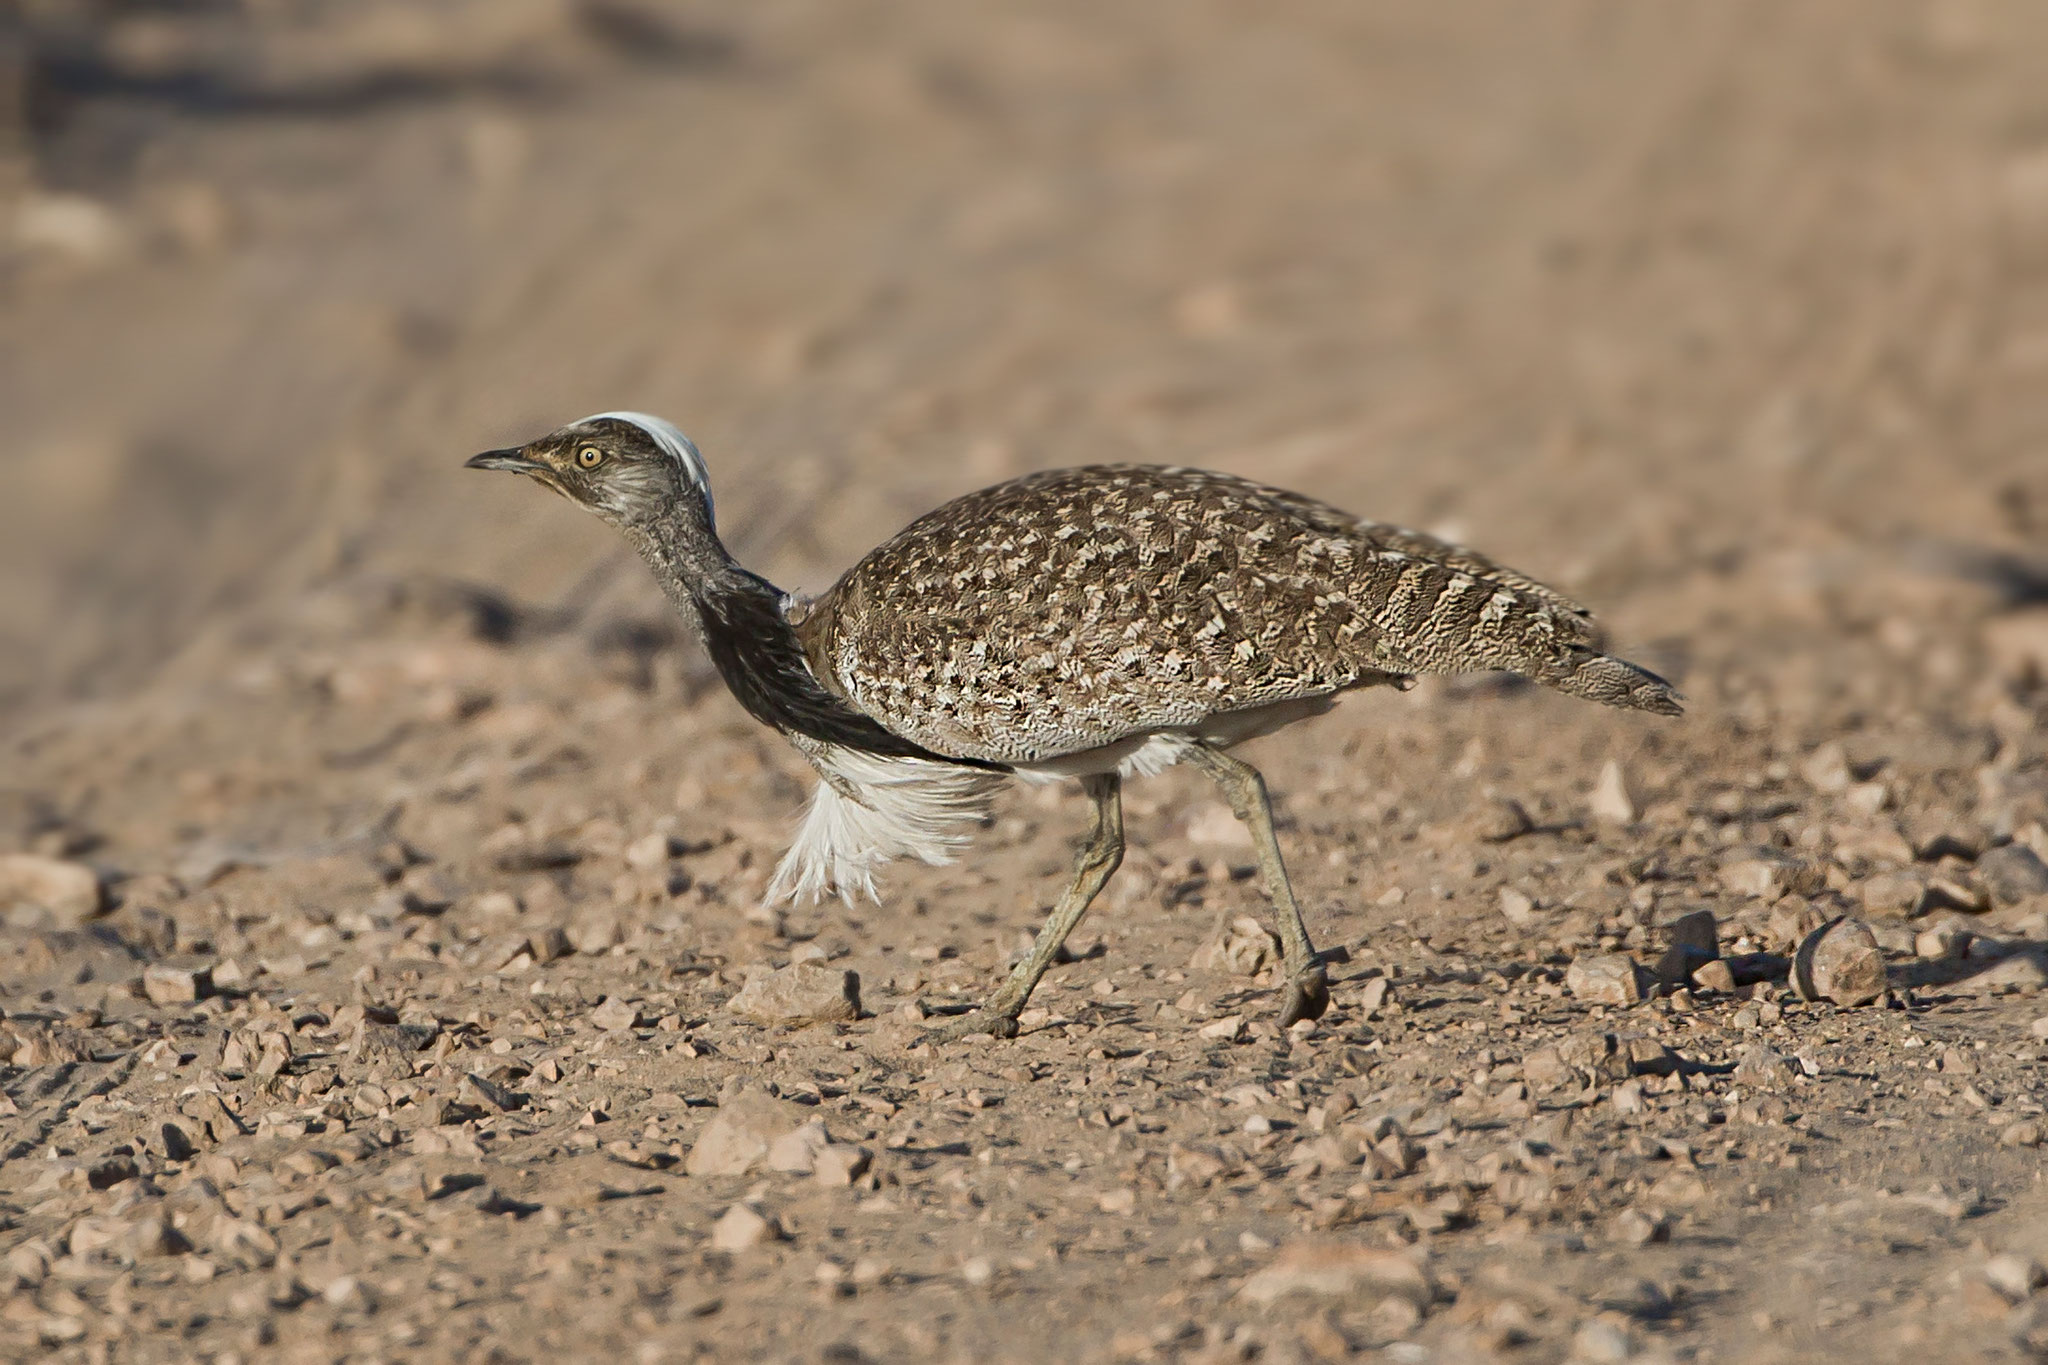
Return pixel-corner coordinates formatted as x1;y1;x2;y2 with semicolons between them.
796;465;1676;765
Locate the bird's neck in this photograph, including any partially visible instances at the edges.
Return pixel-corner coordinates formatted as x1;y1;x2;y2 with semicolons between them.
624;499;777;623
621;501;967;764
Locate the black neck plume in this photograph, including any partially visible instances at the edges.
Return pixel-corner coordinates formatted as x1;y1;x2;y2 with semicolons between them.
624;501;993;768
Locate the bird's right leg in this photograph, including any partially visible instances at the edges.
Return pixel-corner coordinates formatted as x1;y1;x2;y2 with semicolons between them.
921;773;1123;1044
1180;744;1330;1029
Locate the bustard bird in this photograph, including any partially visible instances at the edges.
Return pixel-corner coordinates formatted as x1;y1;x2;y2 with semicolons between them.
468;413;1682;1040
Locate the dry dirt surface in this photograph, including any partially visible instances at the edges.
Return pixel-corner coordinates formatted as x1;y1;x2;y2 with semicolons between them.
8;2;2048;1362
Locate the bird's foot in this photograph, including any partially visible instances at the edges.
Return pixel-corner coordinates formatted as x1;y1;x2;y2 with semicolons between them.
916;1009;1022;1048
1276;962;1331;1029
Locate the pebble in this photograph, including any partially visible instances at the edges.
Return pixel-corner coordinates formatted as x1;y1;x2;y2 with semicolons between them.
1499;886;1537;926
1984;1254;2047;1302
1998;1121;2043;1148
811;1143;871;1187
1802;741;1855;793
590;996;640;1031
765;1119;832;1174
566;911;622;955
1720;852;1817;902
141;964;209;1006
1589;760;1637;825
1691;959;1737;993
1610;1210;1669;1245
1917;921;1973;961
625;832;674;870
1978;843;2048;906
1732;1044;1797;1089
1571;1316;1636;1362
725;962;861;1025
685;1087;811;1177
1236;1241;1434;1307
1478;798;1535;843
1192;916;1281;976
1793;917;1887;1007
709;1203;779;1252
1565;954;1645;1006
0;855;104;929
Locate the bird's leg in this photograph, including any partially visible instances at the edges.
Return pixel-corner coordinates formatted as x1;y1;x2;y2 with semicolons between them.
1180;744;1330;1028
922;773;1123;1044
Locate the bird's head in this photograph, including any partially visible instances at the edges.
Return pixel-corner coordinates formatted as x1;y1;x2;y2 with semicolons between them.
466;411;713;529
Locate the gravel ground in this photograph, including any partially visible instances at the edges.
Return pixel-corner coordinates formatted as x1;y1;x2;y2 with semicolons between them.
6;3;2048;1362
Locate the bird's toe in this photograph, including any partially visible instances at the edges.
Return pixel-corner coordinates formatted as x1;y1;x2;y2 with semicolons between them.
1277;964;1331;1029
916;1010;1022;1048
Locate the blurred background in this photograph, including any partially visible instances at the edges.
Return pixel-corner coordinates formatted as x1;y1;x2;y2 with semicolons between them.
4;0;2046;730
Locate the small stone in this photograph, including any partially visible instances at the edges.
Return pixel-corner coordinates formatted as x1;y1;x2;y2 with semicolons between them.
1998;1121;2043;1149
459;1072;524;1112
765;1119;832;1174
1198;1014;1247;1043
1356;976;1391;1017
725;962;861;1025
1610;1210;1668;1245
1917;921;1973;961
959;1256;996;1287
566;911;621;955
1720;853;1816;901
531;925;572;964
1192;916;1281;976
1732;1043;1796;1090
591;996;640;1031
685;1087;810;1178
812;1144;871;1187
1478;798;1534;843
0;855;104;928
1565;954;1644;1006
1801;741;1855;793
1236;1242;1434;1307
1978;844;2048;906
474;932;532;972
1571;1316;1636;1363
1499;887;1537;926
1589;760;1637;824
1793;917;1888;1007
1691;960;1736;993
1985;1254;2048;1302
709;1203;779;1252
625;832;674;870
141;964;209;1006
1167;1144;1234;1187
2031;1017;2048;1041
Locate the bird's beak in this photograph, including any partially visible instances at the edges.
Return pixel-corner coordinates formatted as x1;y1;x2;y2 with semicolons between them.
465;448;547;475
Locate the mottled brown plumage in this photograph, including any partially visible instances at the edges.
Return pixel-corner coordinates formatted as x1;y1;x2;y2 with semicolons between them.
468;418;1681;1045
799;465;1678;765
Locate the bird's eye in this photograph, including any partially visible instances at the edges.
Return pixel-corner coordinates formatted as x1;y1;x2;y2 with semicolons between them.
576;446;604;469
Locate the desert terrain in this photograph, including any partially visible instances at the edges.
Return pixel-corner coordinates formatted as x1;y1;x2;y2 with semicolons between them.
5;2;2048;1361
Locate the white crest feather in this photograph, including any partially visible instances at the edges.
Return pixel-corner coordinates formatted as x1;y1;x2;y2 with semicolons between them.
767;747;1004;905
581;410;714;520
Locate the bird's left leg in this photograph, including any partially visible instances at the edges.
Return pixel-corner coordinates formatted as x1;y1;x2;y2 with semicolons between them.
1180;744;1330;1028
921;772;1124;1045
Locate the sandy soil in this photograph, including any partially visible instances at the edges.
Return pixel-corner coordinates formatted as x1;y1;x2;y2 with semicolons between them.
6;2;2048;1361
